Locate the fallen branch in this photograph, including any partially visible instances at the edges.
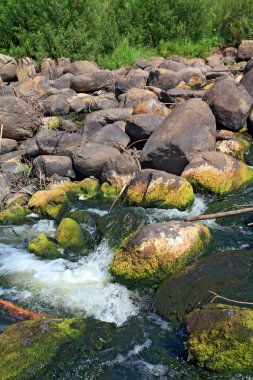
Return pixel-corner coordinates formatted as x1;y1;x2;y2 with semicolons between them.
209;291;253;305
185;206;253;222
0;299;48;320
109;174;135;212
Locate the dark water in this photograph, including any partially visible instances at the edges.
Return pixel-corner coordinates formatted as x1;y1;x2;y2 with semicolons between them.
1;185;253;379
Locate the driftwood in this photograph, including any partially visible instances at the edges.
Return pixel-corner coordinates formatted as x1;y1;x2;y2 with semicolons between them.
209;291;253;306
185;206;253;222
0;299;48;320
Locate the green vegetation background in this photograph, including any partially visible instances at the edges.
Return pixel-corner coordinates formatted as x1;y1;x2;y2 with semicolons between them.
0;0;252;68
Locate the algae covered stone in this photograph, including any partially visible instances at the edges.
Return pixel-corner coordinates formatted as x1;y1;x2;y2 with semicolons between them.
78;178;100;199
100;182;119;198
28;233;62;259
126;169;194;209
186;304;253;373
182;151;253;195
110;221;211;287
0;205;29;225
55;217;94;254
0;318;86;380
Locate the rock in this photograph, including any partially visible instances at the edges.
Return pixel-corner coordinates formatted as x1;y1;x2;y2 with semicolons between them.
0;205;29;225
42;93;70;116
69;93;118;113
126;169;194;209
140;99;216;175
40;58;57;79
90;124;130;149
206;53;223;68
159;59;186;72
63;60;99;76
118;88;157;108
133;98;170;117
166;88;206;101
178;67;205;87
55;217;94;254
33;155;75;179
238;40;253;60
19;137;39;157
182;151;253;195
203;78;253;131
97;207;148;248
85;108;133;126
125;114;165;140
0;54;17;81
91;93;118;111
135;57;148;69
114;69;148;95
243;59;253;75
16;57;36;82
71;70;114;93
15;76;51;100
28;233;62;259
155;249;253;324
0;317;86;380
186;304;253;373
1;159;28;175
240;67;253;97
42;116;62;130
216;135;249;161
223;46;238;58
0;138;17;154
36;130;86;155
146;57;165;69
81;121;102;138
110;221;211;287
0;174;10;203
54;73;73;89
147;69;181;90
0;97;40;141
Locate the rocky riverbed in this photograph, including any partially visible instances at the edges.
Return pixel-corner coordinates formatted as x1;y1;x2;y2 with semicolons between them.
1;40;253;379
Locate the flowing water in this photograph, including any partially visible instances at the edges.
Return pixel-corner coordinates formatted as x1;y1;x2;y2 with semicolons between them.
1;187;253;379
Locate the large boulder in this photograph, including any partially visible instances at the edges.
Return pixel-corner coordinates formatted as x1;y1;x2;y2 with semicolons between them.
71;70;114;93
203;79;253;131
15;76;51;100
85;108;133;126
42;94;70;116
33;155;75;179
0;97;40;141
182;151;253;195
155;249;253;325
240;67;253;97
0;318;86;380
36;130;86;155
63;60;99;76
114;69;148;95
140;99;216;175
237;40;253;60
125;114;164;140
147;69;181;90
110;221;211;287
186;304;253;373
118;88;157;108
0;54;17;81
125;169;194;209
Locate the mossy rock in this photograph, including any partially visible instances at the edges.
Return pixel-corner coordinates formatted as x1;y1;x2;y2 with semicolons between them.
97;207;148;249
110;221;211;288
182;151;253;195
77;178;100;199
0;205;29;225
42;116;61;129
0;318;86;380
186;304;253;373
55;217;94;254
100;182;119;199
216;132;250;161
28;234;62;259
67;210;98;228
125;169;194;210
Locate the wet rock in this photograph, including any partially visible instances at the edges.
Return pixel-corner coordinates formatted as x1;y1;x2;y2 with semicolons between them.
0;54;17;81
36;130;86;155
186;304;253;373
0;97;40;141
33;155;75;179
140;99;216;175
147;69;181;90
238;40;253;60
63;60;99;76
110;221;211;287
90;124;130;149
182;151;253;195
155;249;253;324
0;138;17;154
0;205;29;225
85;108;133;126
97;207;148;249
204;78;253;131
28;233;62;259
71;70;114;93
125;169;194;209
240;67;253;97
133;98;170;117
118;88;157;108
125;114;164;140
0;318;86;380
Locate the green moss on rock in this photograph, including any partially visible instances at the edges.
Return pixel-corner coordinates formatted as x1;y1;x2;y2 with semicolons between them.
55;217;94;254
0;205;29;225
100;182;119;198
78;178;100;198
28;234;62;259
0;318;86;380
186;304;253;373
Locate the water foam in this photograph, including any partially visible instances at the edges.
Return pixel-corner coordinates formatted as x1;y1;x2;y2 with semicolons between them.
0;241;139;326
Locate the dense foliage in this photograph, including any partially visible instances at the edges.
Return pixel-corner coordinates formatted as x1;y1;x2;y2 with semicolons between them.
0;0;253;68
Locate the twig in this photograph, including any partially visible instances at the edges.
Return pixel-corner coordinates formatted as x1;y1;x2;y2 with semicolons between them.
209;291;253;305
185;207;253;222
109;174;135;212
0;124;3;153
